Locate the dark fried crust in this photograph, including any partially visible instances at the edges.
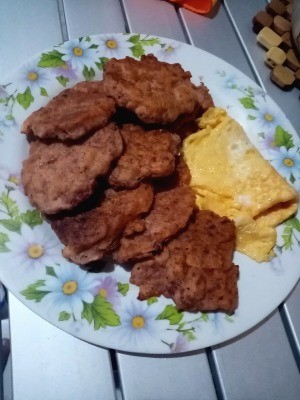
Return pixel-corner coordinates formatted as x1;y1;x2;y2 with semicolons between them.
113;182;195;262
21;81;116;141
49;184;154;265
22;123;123;214
108;124;181;188
130;210;239;314
103;54;199;124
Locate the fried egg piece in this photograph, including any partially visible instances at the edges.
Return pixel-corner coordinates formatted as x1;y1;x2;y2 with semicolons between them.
183;107;299;262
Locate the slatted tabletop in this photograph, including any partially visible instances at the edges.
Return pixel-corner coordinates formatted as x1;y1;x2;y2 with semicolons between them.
0;1;299;399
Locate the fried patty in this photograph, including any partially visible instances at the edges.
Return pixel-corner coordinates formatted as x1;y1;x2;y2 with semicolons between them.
109;124;181;188
113;167;195;263
21;81;116;141
130;210;239;314
103;54;200;124
22;123;123;214
49;184;154;265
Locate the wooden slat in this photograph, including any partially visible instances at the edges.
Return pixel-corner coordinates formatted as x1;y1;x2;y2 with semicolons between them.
9;293;117;400
63;0;126;38
122;0;186;41
179;3;253;78
117;351;217;400
0;0;63;81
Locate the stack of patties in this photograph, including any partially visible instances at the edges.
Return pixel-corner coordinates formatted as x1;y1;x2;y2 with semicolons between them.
21;54;239;314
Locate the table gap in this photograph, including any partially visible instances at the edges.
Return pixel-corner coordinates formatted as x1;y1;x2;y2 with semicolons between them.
57;0;69;42
279;302;300;372
206;347;225;400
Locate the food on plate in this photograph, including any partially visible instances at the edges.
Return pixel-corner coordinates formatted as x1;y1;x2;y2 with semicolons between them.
103;54;212;124
21;81;116;141
20;55;240;314
48;184;154;265
114;160;195;262
183;107;299;262
22;123;123;214
130;209;239;314
109;124;181;188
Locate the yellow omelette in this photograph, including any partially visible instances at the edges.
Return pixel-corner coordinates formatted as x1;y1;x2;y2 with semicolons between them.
183;107;299;262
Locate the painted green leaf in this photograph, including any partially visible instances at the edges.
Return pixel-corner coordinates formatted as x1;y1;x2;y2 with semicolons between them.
247;115;256;120
285;217;300;232
274;126;294;149
38;50;65;68
0;218;21;233
238;97;257;110
20;209;43;228
16;88;34;110
82;66;95;81
56;75;69;87
82;302;93;324
147;297;158;305
46;266;57;277
92;296;120;330
0;232;9;252
20;280;49;302
200;313;209;322
181;329;196;341
117;282;129;296
156;304;183;325
225;315;234;323
130;44;144;58
89;44;98;49
0;191;19;218
127;34;140;44
282;225;293;250
5;114;14;121
59;311;71;321
40;87;48;97
95;57;109;71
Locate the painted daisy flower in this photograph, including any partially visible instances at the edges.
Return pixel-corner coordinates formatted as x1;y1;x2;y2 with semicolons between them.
59;39;99;70
170;334;190;353
269;146;300;181
156;41;181;61
112;298;169;350
53;60;77;80
251;103;281;131
0;104;14;129
97;34;132;59
257;131;280;154
6;224;61;271
40;264;98;320
91;276;121;307
222;74;239;90
0;167;23;191
11;59;51;94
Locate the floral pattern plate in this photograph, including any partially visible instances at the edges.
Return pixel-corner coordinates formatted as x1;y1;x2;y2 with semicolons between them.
0;33;299;354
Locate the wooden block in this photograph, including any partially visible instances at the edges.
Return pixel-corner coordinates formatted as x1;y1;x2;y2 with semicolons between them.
280;31;292;51
266;0;286;16
265;46;287;68
285;3;293;21
272;15;291;35
286;48;300;71
257;27;282;49
252;11;273;33
270;64;295;89
295;69;300;88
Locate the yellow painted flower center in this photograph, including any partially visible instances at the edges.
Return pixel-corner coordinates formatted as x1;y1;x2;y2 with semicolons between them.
283;158;294;167
99;288;107;298
165;45;174;53
62;280;78;295
264;113;273;122
27;72;38;81
62;63;69;69
8;175;19;185
131;315;145;329
28;244;44;259
73;47;83;57
106;40;117;49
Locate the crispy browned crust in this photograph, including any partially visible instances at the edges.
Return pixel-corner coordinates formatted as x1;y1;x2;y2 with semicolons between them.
103;54;199;124
21;81;116;141
130;210;239;314
108;124;181;188
113;182;195;262
49;183;154;265
22;123;123;214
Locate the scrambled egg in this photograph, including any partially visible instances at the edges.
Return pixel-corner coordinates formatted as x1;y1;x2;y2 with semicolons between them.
183;107;299;262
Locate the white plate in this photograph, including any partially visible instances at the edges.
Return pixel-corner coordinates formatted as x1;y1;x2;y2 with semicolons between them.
0;33;299;354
